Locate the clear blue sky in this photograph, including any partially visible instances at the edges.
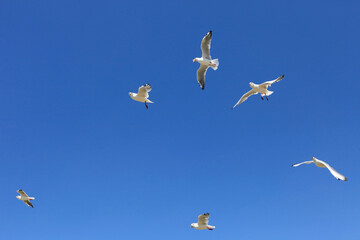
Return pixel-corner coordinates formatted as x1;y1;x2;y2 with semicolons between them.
1;1;359;239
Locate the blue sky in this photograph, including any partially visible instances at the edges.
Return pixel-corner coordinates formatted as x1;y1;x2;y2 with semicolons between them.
1;0;359;239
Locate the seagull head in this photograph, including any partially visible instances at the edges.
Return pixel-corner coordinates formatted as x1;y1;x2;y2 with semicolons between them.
190;224;195;228
16;196;20;199
129;92;133;96
193;58;197;63
249;82;255;87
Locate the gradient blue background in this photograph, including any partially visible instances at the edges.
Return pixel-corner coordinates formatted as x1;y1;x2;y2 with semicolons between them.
1;1;359;239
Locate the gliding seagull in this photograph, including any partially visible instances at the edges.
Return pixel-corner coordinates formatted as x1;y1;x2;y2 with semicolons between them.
129;84;154;109
292;157;348;181
232;75;285;108
190;213;215;230
193;31;219;90
16;189;35;208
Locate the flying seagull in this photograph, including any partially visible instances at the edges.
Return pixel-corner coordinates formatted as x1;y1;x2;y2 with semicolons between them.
16;189;35;208
193;31;219;90
129;84;154;109
232;75;285;108
190;213;215;230
292;157;348;181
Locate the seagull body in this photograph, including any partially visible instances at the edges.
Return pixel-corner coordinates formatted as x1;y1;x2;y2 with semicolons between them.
190;213;215;230
292;157;348;181
16;189;35;208
129;84;153;109
193;31;219;90
232;75;284;108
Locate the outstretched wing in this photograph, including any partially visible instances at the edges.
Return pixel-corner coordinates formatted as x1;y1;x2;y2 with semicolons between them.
198;213;210;225
197;65;209;90
321;161;348;181
201;31;212;59
260;75;285;87
23;200;34;208
292;161;313;167
232;89;257;108
137;84;152;98
17;189;29;198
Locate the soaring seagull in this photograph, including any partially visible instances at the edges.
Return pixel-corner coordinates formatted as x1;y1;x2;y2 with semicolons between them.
16;189;35;208
190;213;215;230
292;157;348;181
129;84;154;109
193;31;219;90
233;75;285;108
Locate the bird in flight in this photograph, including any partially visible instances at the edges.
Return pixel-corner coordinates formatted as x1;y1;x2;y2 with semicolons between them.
190;213;215;230
292;157;348;181
233;75;285;108
16;189;35;208
129;84;154;109
193;31;219;90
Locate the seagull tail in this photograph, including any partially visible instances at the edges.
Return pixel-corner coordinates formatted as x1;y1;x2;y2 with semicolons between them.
146;99;154;103
265;90;273;96
210;59;219;70
29;197;35;200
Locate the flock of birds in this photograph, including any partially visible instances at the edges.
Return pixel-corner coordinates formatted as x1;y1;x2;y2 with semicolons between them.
16;30;348;231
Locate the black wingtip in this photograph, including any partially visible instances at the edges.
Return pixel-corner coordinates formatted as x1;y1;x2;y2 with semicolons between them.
282;74;285;78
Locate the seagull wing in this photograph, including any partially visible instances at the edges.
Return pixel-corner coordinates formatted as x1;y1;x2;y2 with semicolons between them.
260;75;285;87
232;89;257;108
137;84;152;98
320;161;348;181
197;65;209;90
198;213;210;225
17;189;29;198
201;31;212;59
24;200;34;208
292;161;313;167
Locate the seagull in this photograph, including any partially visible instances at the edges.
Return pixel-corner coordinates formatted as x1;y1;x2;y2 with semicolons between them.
292;157;348;181
129;84;154;109
16;189;35;208
232;75;285;108
193;31;219;90
190;213;215;230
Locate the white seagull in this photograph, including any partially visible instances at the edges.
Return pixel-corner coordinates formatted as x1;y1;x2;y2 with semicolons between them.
129;84;154;109
190;213;215;230
193;31;219;90
16;189;35;208
292;157;348;181
232;75;285;108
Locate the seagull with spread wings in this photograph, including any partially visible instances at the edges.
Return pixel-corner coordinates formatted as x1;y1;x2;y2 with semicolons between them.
16;189;35;208
232;75;285;108
292;157;348;181
193;31;219;90
190;213;215;230
129;84;154;109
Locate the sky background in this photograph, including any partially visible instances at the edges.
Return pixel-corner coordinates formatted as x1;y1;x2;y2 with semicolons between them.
1;0;360;239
